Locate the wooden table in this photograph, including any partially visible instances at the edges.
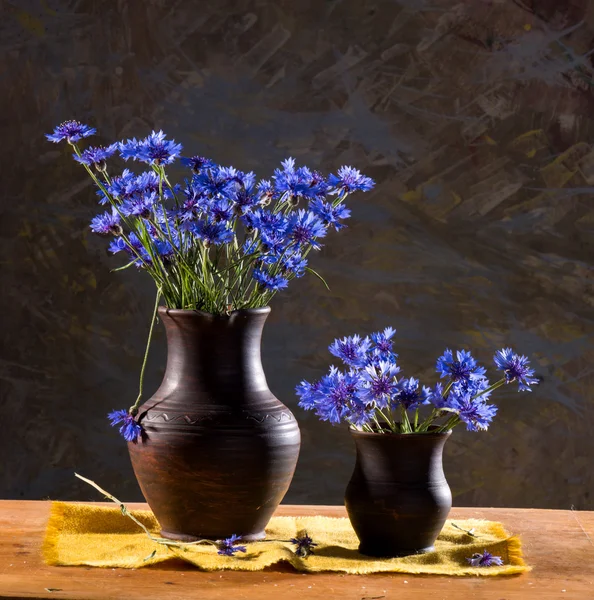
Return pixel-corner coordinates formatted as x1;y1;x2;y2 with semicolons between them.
0;501;592;599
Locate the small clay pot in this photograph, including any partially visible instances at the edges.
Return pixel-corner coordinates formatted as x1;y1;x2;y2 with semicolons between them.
345;428;452;557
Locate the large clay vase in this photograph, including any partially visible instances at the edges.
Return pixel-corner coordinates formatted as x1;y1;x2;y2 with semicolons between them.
128;306;301;542
344;429;452;557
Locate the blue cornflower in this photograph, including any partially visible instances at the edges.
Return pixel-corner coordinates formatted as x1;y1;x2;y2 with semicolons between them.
232;188;259;215
328;166;375;195
217;534;247;557
288;210;327;249
256;179;276;205
177;180;210;221
428;382;448;409
226;168;256;192
192;219;235;246
304;170;330;199
120;192;157;218
453;376;493;401
130;171;161;196
493;348;539;391
194;166;236;197
273;160;322;202
139;130;182;165
90;209;122;236
180;155;215;173
295;380;323;410
244;210;290;254
290;533;317;558
467;550;504;567
102;169;135;203
153;238;174;260
253;267;289;291
119;130;182;165
108;236;127;255
107;409;142;442
359;361;400;408
454;395;498;432
108;232;152;267
344;396;375;428
436;349;486;383
211;198;235;222
329;334;372;368
118;137;143;161
279;252;307;277
395;377;431;410
309;198;351;231
370;327;397;358
73;144;118;167
46;120;96;144
244;209;287;233
313;368;360;424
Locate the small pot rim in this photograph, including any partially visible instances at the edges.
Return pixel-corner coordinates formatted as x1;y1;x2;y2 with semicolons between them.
348;426;452;438
158;305;271;318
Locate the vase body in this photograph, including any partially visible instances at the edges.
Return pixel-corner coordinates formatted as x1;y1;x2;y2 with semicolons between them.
128;306;301;542
344;429;452;557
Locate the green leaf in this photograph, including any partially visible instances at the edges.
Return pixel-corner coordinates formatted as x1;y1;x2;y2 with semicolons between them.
305;267;330;290
111;260;136;272
45;589;62;593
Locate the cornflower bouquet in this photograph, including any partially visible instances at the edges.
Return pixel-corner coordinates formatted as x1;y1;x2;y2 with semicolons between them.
296;328;540;433
46;120;374;314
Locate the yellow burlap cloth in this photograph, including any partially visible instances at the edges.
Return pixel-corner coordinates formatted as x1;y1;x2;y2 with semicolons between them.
42;502;529;575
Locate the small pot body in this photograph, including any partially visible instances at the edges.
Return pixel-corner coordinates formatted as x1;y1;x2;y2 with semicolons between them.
345;429;452;557
128;306;301;542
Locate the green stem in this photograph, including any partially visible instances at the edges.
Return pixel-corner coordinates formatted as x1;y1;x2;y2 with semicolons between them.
74;473;218;549
401;406;412;433
129;289;161;416
472;378;506;400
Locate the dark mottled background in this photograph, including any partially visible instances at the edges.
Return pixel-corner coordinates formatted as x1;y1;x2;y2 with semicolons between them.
2;0;593;510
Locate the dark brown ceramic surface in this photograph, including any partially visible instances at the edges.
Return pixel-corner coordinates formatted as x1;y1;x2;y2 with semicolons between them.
128;306;301;541
345;428;452;557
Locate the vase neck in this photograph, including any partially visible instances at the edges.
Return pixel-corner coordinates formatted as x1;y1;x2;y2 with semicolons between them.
351;432;450;484
158;307;270;401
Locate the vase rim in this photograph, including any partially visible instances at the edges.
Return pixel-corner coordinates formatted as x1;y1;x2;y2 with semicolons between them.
158;305;271;318
348;427;452;439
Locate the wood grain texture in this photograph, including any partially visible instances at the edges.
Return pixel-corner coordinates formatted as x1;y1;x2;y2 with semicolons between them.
1;0;594;510
0;501;593;599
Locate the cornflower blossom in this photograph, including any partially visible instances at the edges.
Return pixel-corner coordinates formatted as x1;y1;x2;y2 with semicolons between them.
360;362;401;408
119;130;182;165
297;326;539;434
191;220;234;246
107;410;142;442
180;155;215;173
217;534;247;557
493;348;539;391
467;550;504;567
328;166;375;195
329;334;372;369
395;377;431;410
74;144;118;168
309;198;351;231
436;349;486;382
290;533;317;558
288;210;327;249
90;209;122;236
46;120;96;144
253;268;289;292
